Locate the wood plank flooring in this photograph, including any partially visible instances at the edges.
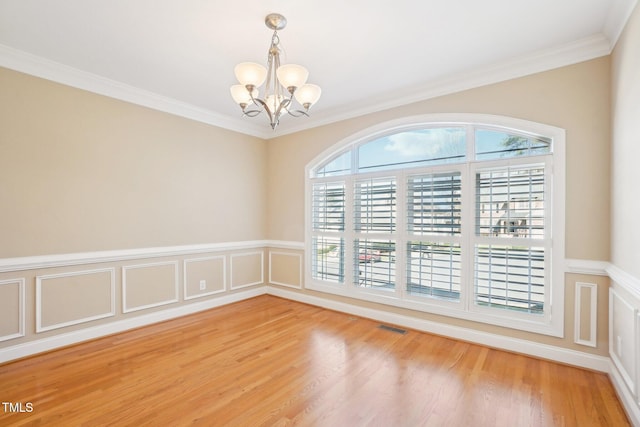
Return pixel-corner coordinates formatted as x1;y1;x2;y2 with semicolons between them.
0;295;630;426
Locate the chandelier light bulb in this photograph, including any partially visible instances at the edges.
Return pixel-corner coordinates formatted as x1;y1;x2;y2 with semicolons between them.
234;62;267;87
276;64;309;91
294;84;322;108
230;84;258;106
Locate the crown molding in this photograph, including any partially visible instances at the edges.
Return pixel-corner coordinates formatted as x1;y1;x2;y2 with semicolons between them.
0;44;272;139
274;34;613;137
1;33;612;140
603;0;639;48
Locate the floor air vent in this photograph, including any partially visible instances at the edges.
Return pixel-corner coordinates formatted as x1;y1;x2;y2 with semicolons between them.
378;324;407;334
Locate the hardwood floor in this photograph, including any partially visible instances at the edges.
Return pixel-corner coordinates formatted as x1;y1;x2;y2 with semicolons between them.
0;295;630;426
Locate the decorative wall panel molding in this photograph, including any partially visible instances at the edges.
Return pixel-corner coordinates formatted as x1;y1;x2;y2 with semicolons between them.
0;278;25;342
230;252;264;289
637;311;640;408
574;282;597;347
183;256;226;300
36;268;115;333
269;251;303;289
122;261;179;313
609;287;637;395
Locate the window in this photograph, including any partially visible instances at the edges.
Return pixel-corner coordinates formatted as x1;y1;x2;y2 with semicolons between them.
306;115;565;336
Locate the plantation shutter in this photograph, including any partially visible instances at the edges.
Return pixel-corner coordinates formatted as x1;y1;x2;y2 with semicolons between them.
354;177;396;233
474;165;547;313
407;172;462;236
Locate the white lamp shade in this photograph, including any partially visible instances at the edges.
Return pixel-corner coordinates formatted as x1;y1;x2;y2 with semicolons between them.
276;64;309;89
230;84;258;105
234;62;267;87
294;83;322;107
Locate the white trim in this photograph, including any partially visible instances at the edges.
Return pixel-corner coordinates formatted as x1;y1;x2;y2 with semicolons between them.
267;286;610;372
122;261;179;314
0;287;266;365
637;311;640;409
269;251;303;289
607;263;640;300
0;44;269;139
35;268;116;333
574;282;598;347
565;259;610;276
0;278;25;342
609;287;637;395
230;251;265;289
183;255;227;301
265;240;305;250
0;32;613;139
609;358;640;427
274;35;612;137
603;0;639;48
0;240;270;273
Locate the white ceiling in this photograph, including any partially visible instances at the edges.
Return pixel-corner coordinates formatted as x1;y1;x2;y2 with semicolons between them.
0;0;637;138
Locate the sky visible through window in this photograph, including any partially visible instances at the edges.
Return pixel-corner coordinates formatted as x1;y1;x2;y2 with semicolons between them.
315;126;551;177
358;128;466;172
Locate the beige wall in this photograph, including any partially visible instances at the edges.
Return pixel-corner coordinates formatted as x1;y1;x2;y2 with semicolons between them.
0;67;268;258
0;67;272;352
611;3;640;279
266;57;612;354
0;50;617;359
267;57;611;262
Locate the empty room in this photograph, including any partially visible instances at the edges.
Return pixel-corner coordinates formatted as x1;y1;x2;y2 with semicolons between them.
1;1;639;425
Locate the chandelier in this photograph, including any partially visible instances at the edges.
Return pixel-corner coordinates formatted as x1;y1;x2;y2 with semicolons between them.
230;13;322;130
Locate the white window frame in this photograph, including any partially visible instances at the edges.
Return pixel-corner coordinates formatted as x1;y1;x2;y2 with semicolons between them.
304;114;565;337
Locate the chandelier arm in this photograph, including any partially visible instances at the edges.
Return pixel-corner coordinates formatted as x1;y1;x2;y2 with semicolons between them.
274;97;292;118
251;97;277;127
286;109;310;118
242;109;262;118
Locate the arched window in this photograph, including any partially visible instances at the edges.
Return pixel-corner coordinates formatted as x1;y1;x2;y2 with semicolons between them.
306;114;565;336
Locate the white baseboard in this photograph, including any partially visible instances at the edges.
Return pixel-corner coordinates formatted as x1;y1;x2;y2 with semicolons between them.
1;283;611;372
0;287;266;364
267;286;611;372
609;359;640;427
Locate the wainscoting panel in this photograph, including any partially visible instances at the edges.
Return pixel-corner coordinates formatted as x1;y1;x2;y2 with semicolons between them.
609;287;637;395
184;256;226;300
574;282;597;347
269;251;302;289
123;261;179;313
230;252;264;289
36;268;115;333
0;278;25;341
637;311;640;408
